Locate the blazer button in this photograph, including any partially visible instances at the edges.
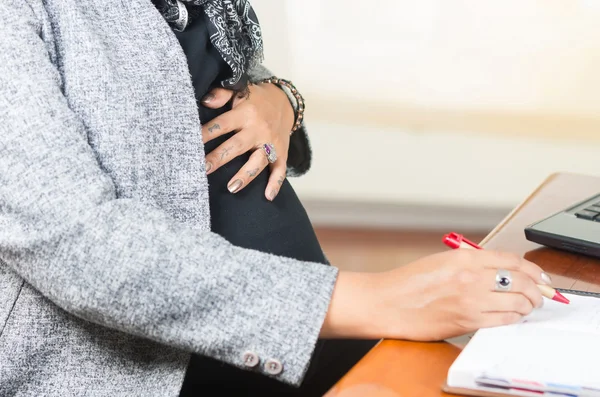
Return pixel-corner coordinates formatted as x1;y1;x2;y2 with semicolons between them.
242;351;259;368
264;359;283;375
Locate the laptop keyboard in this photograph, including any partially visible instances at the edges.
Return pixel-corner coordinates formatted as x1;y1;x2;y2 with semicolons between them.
575;202;600;221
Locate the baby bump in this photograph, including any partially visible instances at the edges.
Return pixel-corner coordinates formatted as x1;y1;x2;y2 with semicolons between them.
205;133;327;265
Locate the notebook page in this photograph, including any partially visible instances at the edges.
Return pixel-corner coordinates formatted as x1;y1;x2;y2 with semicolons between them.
447;293;600;391
521;293;600;333
479;326;600;389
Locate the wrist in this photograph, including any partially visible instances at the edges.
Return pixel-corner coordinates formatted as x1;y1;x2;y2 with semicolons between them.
261;82;295;134
254;76;305;135
320;269;427;341
320;271;382;339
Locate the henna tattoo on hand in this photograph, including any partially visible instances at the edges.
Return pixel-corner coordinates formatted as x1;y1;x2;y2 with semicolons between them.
247;168;259;177
208;123;221;133
219;145;233;160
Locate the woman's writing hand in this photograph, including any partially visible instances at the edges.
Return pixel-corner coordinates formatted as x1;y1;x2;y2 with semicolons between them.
321;250;549;341
201;83;294;201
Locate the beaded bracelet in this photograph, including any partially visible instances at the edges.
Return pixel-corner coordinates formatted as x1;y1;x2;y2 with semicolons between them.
256;77;305;135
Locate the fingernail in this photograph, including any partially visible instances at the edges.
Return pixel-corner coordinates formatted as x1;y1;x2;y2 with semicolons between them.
206;162;212;173
228;179;243;193
268;189;277;201
201;93;215;104
541;272;552;285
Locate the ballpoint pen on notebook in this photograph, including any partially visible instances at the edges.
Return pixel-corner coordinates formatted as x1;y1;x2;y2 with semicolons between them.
442;232;570;304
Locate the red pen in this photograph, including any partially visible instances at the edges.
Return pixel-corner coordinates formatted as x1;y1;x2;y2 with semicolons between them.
443;232;570;304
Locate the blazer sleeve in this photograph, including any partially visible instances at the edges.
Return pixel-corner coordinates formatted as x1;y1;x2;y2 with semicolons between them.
0;2;337;386
247;64;312;177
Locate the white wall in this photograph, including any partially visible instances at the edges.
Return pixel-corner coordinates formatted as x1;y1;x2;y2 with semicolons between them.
251;1;600;230
257;0;600;116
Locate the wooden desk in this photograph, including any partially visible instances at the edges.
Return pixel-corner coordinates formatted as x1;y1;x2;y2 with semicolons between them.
325;172;600;397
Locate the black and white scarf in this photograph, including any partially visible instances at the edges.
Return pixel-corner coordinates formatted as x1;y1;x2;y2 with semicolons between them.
153;0;264;90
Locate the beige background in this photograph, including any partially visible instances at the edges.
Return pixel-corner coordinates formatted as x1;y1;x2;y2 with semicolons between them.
251;1;600;230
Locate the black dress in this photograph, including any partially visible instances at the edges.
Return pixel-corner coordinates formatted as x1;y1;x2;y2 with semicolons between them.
173;12;376;397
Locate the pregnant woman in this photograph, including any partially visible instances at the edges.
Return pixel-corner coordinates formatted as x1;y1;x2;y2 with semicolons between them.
0;0;553;396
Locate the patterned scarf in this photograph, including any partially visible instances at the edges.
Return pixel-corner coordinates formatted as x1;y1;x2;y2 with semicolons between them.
153;0;264;90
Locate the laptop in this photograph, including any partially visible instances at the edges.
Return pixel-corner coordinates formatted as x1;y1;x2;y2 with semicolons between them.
524;193;600;258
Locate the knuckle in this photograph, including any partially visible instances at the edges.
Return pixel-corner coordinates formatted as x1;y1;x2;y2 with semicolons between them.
244;103;259;120
494;250;522;266
516;258;534;273
502;312;522;325
273;161;287;171
257;118;270;132
534;293;544;308
512;271;530;287
531;296;544;311
530;262;544;274
516;296;533;315
511;256;525;270
518;274;541;296
528;286;544;308
523;260;543;278
229;136;244;149
222;89;235;99
254;149;269;165
537;298;544;309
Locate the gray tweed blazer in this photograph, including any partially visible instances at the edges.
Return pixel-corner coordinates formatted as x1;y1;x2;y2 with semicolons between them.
0;0;338;395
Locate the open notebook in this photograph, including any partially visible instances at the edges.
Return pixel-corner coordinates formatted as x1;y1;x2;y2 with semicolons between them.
444;291;600;397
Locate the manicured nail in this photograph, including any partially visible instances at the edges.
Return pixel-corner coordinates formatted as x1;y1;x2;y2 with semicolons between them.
206;162;212;173
201;93;215;104
541;272;552;285
228;179;243;193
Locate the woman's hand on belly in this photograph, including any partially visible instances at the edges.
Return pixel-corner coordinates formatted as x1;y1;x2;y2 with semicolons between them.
200;83;294;201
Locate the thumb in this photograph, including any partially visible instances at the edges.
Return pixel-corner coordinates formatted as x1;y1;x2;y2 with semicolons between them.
201;87;234;109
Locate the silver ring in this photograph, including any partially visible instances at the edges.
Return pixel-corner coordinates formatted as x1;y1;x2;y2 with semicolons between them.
494;269;512;292
262;143;277;164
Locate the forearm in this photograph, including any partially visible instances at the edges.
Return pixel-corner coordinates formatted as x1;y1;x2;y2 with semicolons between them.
3;196;337;371
321;270;431;342
1;177;338;385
